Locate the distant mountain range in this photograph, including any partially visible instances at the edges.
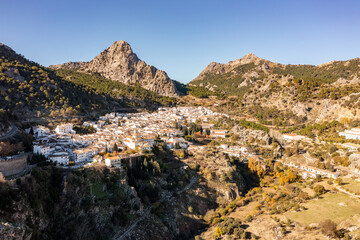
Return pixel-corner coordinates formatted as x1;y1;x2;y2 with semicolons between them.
1;40;360;123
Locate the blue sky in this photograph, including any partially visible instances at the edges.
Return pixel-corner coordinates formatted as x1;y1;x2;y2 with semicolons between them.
1;0;359;83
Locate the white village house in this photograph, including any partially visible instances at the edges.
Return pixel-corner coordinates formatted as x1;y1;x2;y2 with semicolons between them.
105;156;122;168
48;151;70;165
339;128;360;140
33;144;53;157
33;126;51;138
210;129;228;138
55;123;76;134
282;134;309;141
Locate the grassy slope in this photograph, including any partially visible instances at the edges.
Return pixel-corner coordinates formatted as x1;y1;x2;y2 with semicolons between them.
285;192;360;226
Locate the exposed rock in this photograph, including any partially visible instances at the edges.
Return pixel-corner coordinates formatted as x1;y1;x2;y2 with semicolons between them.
230;125;271;145
50;61;87;71
193;52;281;82
50;41;179;97
332;76;360;86
228;52;263;66
4;68;25;82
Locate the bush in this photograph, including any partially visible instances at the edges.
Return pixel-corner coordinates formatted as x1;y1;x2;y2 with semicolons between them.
313;185;326;195
319;219;337;237
218;217;243;235
245;214;253;222
188;206;193;213
334;178;343;185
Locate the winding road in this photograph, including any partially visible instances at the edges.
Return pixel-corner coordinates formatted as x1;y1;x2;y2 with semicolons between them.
0;125;18;141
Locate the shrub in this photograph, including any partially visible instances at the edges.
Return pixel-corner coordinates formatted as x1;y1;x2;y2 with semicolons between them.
319;219;337;238
245;214;253;222
188;206;193;213
334;178;343;185
218;217;244;236
313;185;326;195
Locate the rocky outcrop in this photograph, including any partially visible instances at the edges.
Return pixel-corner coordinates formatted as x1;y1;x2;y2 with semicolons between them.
50;41;179;97
231;126;271;145
50;61;87;71
193;52;280;82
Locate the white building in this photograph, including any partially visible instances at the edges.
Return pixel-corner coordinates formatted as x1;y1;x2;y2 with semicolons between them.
105;156;122;168
48;151;70;165
83;121;95;127
175;138;189;149
55;124;75;134
302;171;318;179
341;143;360;151
201;123;215;129
220;144;229;149
299;165;339;179
139;142;152;152
339;128;360;140
282;134;307;141
210;129;228;138
33;126;51;137
73;148;94;163
33;144;53;157
124;138;142;149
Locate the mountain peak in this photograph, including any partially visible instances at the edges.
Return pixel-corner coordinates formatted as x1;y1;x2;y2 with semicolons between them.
111;40;131;48
106;40;133;56
227;52;262;67
242;52;259;61
50;40;179;97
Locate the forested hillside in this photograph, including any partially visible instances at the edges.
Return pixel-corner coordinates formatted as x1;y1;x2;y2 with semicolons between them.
190;53;360;123
0;44;177;123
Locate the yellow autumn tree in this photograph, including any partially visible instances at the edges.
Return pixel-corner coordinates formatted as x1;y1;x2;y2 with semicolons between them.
215;227;223;237
256;162;263;177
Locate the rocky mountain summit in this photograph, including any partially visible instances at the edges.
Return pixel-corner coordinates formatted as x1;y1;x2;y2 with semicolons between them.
50;41;179;97
193;52;278;82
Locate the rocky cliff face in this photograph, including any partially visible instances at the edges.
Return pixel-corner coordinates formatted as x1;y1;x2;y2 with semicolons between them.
50;41;179;97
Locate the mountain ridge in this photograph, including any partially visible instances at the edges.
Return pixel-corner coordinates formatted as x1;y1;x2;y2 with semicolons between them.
190;53;360;123
193;52;360;83
50;41;180;97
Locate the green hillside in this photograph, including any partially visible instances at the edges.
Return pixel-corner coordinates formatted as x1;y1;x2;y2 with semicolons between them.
190;58;360;100
0;44;176;122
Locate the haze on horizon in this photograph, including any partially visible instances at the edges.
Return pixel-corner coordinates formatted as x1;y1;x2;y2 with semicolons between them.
1;0;359;83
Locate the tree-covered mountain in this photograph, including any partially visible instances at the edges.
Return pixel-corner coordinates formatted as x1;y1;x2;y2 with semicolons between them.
0;43;177;122
190;53;360;123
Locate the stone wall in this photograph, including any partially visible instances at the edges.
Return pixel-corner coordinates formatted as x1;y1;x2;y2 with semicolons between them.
0;153;28;177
